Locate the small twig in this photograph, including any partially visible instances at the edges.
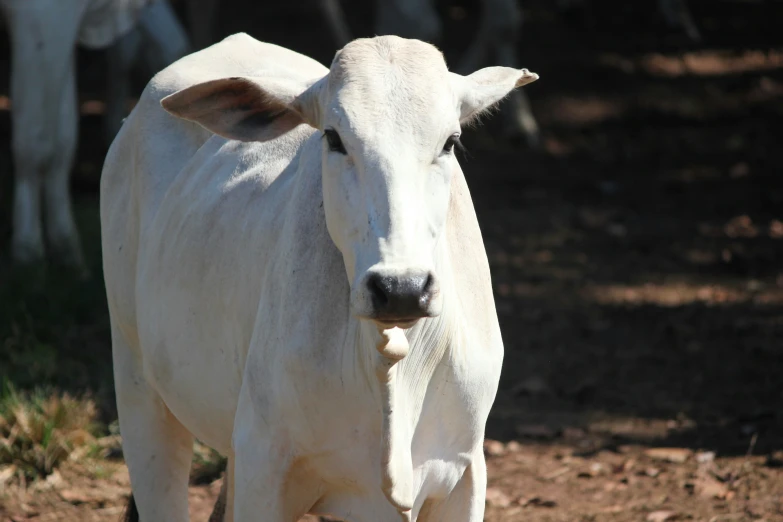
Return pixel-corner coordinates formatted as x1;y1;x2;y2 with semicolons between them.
745;432;758;460
730;432;758;486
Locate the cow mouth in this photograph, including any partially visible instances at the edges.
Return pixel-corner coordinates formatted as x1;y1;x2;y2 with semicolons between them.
373;317;420;330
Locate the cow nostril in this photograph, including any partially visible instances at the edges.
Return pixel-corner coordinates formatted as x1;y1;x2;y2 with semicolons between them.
367;274;389;307
419;273;435;304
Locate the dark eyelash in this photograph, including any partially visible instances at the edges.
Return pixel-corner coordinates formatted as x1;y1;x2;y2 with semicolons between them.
442;134;464;154
323;128;347;155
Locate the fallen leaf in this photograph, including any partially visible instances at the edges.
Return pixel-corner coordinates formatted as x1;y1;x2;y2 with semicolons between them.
621;459;636;472
505;441;523;453
696;476;731;500
485;487;512;508
696;451;716;464
578;462;606;478
0;465;17;486
60;485;126;505
644;447;692;463
647;510;679;521
543;466;570;480
483;439;506;457
46;470;63;487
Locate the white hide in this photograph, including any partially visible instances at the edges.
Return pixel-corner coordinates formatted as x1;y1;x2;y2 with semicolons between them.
102;33;537;521
0;0;188;268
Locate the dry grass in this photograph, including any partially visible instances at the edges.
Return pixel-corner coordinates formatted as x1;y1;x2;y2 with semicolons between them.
0;385;100;482
0;383;227;488
191;441;227;485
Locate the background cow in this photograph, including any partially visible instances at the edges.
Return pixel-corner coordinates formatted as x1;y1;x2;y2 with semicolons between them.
0;0;188;271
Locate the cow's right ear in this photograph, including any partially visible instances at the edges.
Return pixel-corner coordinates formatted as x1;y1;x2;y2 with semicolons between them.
160;75;325;142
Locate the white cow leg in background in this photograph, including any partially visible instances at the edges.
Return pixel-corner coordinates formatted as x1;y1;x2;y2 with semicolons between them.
458;0;541;147
319;0;352;47
104;0;189;144
4;0;86;268
113;326;194;522
105;29;142;144
44;55;86;270
493;11;541;148
136;0;190;71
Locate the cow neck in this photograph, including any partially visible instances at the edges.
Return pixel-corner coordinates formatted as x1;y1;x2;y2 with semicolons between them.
355;238;457;516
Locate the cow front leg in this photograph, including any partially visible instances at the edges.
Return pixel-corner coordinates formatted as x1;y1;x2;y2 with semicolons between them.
232;388;320;522
113;325;194;522
418;451;488;522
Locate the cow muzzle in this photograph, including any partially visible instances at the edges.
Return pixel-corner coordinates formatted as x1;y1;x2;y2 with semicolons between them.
356;268;441;328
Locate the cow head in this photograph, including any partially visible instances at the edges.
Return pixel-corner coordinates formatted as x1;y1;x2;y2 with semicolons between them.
161;36;537;329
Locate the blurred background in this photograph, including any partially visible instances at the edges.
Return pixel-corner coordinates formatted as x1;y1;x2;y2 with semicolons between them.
1;1;783;520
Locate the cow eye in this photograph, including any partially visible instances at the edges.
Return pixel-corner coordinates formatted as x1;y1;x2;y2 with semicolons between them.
442;133;462;154
324;128;347;155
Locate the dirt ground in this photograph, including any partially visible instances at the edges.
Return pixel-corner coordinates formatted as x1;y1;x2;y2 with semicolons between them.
2;0;783;521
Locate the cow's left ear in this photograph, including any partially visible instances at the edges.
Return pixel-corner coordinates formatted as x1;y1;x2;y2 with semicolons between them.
160;75;325;142
451;67;538;124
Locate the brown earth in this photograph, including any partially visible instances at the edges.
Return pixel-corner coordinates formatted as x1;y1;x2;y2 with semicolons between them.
2;0;783;521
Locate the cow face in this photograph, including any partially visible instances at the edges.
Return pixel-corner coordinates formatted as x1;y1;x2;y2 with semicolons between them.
160;35;537;328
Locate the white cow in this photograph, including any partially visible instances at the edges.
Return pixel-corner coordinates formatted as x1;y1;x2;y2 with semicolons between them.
102;32;536;521
1;0;188;270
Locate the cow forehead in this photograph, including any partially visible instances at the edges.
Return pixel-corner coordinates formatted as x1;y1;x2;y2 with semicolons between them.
325;36;456;135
